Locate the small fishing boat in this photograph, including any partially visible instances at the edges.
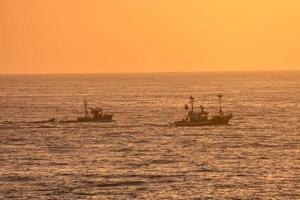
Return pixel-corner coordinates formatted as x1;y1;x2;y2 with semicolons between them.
76;99;113;123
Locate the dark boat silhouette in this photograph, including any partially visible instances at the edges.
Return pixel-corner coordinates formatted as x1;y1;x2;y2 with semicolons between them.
26;100;113;124
76;99;113;123
173;95;233;127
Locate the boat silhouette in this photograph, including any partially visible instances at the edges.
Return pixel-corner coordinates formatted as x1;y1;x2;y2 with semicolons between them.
75;99;113;122
173;95;233;126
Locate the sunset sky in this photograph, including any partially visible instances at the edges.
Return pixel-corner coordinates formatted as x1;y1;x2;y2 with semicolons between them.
0;0;300;74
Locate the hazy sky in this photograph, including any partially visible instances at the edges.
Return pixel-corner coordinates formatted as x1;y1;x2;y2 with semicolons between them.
0;0;300;73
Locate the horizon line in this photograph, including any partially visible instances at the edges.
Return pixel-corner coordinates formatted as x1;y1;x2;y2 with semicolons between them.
0;69;299;75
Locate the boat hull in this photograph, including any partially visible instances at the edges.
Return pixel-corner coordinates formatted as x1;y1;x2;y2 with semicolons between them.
174;114;233;127
76;114;113;123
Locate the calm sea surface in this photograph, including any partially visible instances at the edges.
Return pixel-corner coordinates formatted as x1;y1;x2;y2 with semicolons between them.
0;72;299;199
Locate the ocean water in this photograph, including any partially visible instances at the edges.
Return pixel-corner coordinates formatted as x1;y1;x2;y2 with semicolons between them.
0;72;299;199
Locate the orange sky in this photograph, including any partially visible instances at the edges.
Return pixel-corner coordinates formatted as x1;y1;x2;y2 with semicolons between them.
0;0;300;73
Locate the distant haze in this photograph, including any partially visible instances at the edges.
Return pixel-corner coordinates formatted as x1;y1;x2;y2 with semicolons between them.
0;0;300;74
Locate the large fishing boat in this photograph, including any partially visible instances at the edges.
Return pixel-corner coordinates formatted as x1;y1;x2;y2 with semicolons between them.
173;95;233;127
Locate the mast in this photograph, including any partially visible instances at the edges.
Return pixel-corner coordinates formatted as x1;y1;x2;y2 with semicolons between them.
217;94;223;115
83;99;89;118
189;96;195;113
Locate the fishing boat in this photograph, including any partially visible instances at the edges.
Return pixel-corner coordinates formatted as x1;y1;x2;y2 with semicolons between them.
76;99;113;123
173;95;233;127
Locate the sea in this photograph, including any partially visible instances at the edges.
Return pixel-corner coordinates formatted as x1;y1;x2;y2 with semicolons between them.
0;71;299;199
